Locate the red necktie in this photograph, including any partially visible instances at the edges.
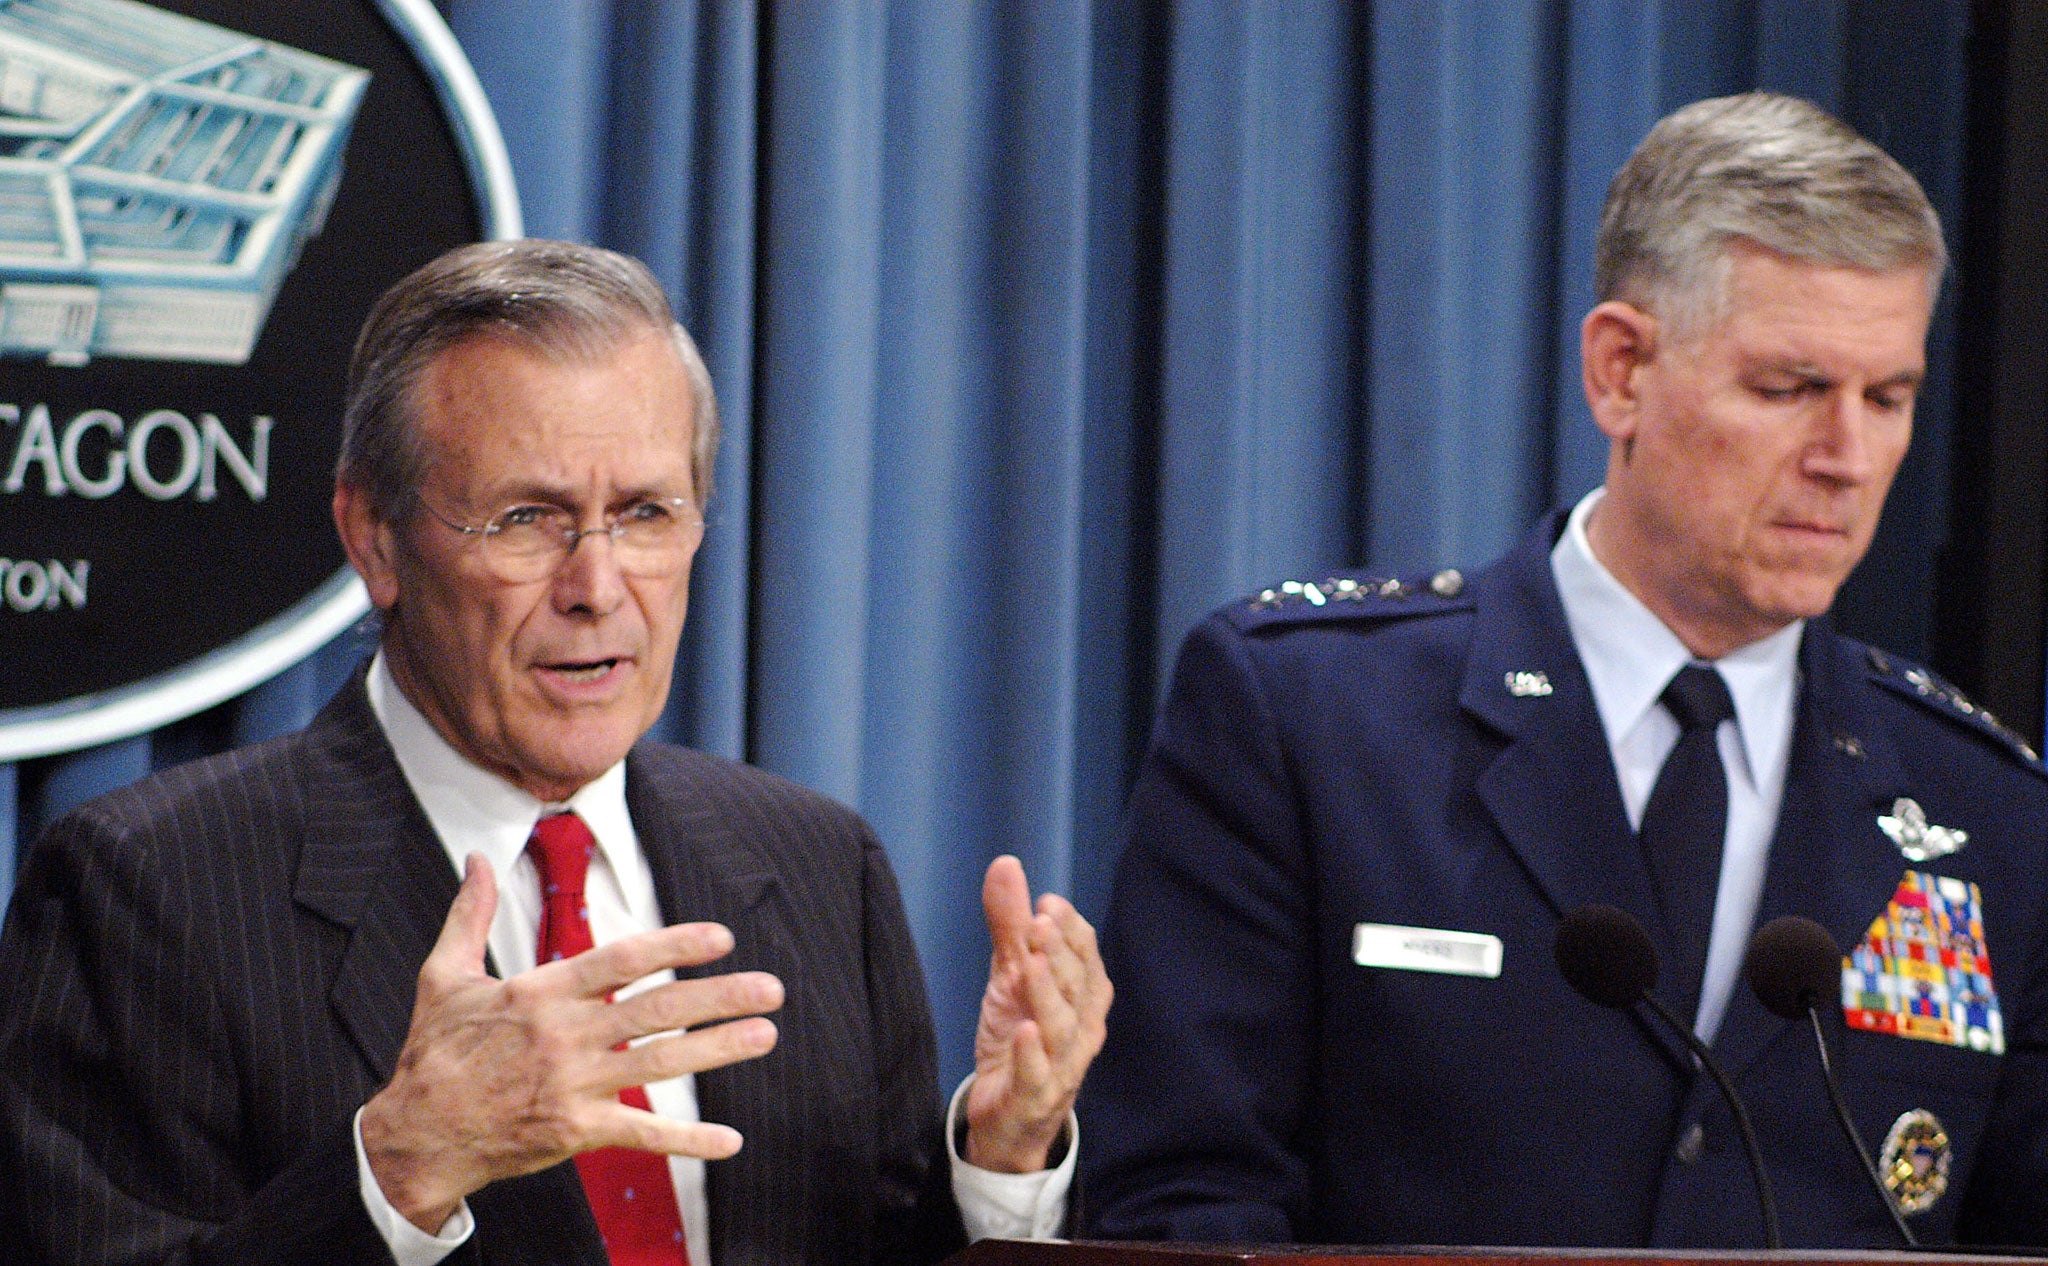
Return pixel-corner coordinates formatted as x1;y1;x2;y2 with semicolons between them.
528;812;690;1265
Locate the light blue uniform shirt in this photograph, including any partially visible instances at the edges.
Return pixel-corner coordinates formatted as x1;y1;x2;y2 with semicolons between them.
1550;489;1804;1042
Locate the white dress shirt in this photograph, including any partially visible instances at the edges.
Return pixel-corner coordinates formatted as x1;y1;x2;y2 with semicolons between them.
352;652;1071;1264
1550;488;1803;1042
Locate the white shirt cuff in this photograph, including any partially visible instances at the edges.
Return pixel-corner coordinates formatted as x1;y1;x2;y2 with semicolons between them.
945;1074;1075;1241
353;1105;475;1265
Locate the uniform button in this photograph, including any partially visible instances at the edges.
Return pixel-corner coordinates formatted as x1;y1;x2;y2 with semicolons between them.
1674;1123;1705;1165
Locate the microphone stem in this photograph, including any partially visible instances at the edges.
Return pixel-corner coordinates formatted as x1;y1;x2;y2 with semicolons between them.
1807;1006;1919;1246
1640;991;1784;1250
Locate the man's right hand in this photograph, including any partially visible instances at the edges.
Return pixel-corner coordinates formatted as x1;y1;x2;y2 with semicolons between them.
359;852;783;1232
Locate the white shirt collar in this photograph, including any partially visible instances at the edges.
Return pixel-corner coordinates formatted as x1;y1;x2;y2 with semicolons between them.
1550;488;1803;790
363;650;638;886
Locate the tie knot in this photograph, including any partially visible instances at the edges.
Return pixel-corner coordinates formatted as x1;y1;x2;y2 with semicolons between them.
528;811;597;901
1662;664;1734;733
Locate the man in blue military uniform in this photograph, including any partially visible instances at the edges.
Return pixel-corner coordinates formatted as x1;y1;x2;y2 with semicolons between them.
1082;92;2048;1248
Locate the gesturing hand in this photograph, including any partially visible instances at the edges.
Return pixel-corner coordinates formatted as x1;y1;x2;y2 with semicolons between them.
359;853;784;1231
965;855;1112;1173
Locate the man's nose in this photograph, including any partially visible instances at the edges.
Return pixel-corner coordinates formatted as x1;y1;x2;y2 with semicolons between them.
551;525;629;612
1805;391;1878;483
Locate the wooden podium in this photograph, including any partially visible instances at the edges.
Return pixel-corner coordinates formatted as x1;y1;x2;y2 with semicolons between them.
945;1243;2048;1266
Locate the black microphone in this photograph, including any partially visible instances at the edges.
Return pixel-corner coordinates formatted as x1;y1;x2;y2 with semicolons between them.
1555;904;1783;1249
1555;903;1660;1007
1744;915;1917;1246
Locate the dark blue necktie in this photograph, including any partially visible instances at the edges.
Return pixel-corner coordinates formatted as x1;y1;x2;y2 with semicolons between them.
1639;664;1735;1030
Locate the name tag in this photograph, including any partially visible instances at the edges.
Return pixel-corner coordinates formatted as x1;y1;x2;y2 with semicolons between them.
1353;923;1503;978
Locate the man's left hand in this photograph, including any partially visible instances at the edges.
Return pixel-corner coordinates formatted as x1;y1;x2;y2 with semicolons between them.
964;855;1112;1172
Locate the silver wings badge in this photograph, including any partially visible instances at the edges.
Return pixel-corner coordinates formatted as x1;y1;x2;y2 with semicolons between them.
1877;798;1968;863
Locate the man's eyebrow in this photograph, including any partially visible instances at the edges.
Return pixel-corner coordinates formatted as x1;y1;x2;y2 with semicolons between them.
480;480;692;509
483;481;576;505
1741;356;1830;379
1743;357;1925;389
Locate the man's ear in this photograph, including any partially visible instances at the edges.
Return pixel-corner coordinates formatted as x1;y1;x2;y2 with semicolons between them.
334;481;401;612
1581;300;1659;443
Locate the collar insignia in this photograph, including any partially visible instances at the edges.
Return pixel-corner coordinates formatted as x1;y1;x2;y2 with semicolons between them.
1504;671;1552;698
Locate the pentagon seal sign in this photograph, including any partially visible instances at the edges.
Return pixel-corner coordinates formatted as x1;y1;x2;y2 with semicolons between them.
0;0;520;762
1878;798;1968;863
1880;1108;1950;1215
0;0;370;367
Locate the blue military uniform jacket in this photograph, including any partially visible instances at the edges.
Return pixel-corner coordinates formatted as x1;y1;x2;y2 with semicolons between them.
1081;514;2048;1248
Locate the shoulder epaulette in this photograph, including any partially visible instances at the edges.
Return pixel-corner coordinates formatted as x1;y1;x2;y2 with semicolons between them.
1230;567;1473;630
1864;645;2042;766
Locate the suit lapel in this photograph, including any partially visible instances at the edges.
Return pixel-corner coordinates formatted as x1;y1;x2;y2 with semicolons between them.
1799;637;1914;972
1714;627;1908;1079
289;677;459;1082
1463;523;1664;944
627;748;787;1265
632;751;781;933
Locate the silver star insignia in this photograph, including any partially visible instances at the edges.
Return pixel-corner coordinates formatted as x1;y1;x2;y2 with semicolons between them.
1504;671;1552;698
1877;797;1968;863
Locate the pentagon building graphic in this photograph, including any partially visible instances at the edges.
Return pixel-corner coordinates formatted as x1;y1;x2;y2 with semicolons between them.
0;0;369;365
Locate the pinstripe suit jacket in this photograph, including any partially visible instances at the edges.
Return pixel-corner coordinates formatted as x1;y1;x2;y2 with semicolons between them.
0;677;964;1266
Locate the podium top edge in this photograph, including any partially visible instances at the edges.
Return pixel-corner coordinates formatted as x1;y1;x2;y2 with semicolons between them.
944;1241;2048;1266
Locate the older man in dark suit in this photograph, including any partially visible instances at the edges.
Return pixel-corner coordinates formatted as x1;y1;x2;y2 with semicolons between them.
0;241;1110;1265
1083;93;2048;1248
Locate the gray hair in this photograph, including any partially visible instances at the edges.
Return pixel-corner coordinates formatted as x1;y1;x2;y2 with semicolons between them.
1595;92;1946;337
337;238;720;519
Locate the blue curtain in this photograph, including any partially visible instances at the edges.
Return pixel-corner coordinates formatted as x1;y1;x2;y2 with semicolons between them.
4;0;1972;1089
